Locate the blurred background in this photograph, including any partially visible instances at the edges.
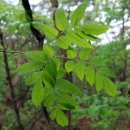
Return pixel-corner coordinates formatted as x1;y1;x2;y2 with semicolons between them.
0;0;130;130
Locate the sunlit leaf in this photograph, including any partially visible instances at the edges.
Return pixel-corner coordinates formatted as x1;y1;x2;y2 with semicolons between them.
71;2;88;27
67;50;77;59
42;25;58;40
85;65;95;86
32;80;44;106
65;60;75;73
66;31;93;48
75;62;86;80
79;48;92;60
55;8;68;31
81;23;109;35
104;77;117;96
95;71;104;92
18;61;43;75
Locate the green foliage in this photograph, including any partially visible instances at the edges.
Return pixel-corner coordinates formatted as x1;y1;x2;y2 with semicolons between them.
85;65;95;86
18;2;117;127
66;31;93;48
75;62;86;81
42;25;58;40
104;77;117;96
55;8;68;31
56;35;70;49
18;61;43;75
32;79;44;106
95;71;104;91
79;48;92;60
73;93;130;130
50;108;68;127
65;60;75;73
0;0;129;129
67;50;77;59
56;79;81;94
81;23;109;35
71;2;88;27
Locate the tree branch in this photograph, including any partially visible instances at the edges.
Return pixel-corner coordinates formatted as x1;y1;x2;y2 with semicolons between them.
0;29;24;130
21;0;45;49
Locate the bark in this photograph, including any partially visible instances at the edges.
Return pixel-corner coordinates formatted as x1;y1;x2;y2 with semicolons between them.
21;0;45;49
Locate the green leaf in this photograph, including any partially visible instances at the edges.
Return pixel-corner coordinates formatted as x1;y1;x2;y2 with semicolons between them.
71;2;88;27
56;35;70;49
18;61;43;75
32;80;44;106
56;109;68;127
24;51;44;62
58;93;77;107
42;69;55;88
44;90;56;107
57;68;66;79
85;65;95;86
95;71;104;91
42;25;58;40
104;77;117;96
26;71;41;85
43;45;54;58
67;50;77;59
65;60;75;73
58;103;75;110
79;48;92;60
45;60;57;82
50;108;57;120
53;58;61;71
100;67;116;78
75;62;86;80
66;31;93;48
74;28;99;41
56;79;81;94
55;8;68;31
81;23;109;35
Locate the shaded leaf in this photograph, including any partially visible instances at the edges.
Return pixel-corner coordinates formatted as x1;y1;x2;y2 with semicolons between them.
56;79;81;94
58;93;77;107
44;90;56;107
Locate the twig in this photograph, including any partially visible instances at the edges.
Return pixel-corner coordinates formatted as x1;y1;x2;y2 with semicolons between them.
0;29;24;130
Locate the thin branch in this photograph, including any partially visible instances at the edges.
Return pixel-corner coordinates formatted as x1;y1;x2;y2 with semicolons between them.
21;0;45;49
0;29;24;130
0;50;23;54
0;50;90;64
